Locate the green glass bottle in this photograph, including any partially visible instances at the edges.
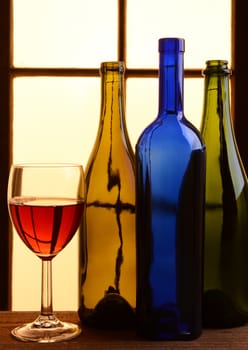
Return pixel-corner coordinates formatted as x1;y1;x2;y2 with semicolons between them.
78;62;136;329
200;60;248;327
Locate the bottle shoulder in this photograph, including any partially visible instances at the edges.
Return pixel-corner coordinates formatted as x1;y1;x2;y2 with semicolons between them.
136;114;205;152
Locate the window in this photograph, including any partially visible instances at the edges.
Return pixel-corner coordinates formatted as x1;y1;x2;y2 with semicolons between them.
0;0;246;311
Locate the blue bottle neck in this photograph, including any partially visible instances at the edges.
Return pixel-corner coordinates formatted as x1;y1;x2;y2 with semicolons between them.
158;52;184;115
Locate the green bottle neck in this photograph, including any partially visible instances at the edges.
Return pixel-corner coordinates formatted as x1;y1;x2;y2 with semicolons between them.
201;60;232;137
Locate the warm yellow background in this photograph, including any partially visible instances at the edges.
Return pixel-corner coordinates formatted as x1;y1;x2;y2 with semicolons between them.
12;0;231;310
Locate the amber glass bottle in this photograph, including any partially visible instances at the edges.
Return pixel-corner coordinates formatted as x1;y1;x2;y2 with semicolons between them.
78;62;136;329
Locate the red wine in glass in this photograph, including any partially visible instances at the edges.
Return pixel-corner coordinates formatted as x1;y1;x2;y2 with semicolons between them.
9;197;84;258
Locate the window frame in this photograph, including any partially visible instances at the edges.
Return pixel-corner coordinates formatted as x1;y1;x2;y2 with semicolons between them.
0;0;244;310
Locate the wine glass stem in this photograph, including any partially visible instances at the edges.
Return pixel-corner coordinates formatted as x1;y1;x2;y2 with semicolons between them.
40;259;53;316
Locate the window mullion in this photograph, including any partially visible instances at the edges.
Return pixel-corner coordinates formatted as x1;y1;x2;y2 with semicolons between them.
231;0;248;173
118;0;127;62
0;0;13;310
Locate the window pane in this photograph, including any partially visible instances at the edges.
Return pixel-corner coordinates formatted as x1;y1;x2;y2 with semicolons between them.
184;78;204;130
126;78;157;147
127;0;231;68
13;77;100;165
12;77;101;310
13;0;118;67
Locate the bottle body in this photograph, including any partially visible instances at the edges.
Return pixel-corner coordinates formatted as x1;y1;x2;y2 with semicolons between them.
201;60;248;328
79;62;136;329
136;38;205;340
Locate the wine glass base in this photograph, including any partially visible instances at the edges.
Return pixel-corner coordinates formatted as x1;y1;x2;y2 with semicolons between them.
11;314;82;343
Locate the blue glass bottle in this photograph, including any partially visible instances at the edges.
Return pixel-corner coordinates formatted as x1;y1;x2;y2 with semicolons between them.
135;38;206;340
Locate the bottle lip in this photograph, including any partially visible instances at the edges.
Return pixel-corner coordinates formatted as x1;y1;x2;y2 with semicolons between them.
159;38;185;53
100;61;125;74
206;59;228;66
203;60;231;75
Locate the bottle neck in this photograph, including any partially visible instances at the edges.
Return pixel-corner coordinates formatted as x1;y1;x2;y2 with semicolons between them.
98;61;133;153
100;62;125;124
159;51;184;115
202;60;231;124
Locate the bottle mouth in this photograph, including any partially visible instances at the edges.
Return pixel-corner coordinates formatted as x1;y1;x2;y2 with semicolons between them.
159;38;185;53
100;62;125;74
203;60;231;76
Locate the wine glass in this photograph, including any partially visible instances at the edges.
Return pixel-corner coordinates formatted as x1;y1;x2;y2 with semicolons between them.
8;163;85;342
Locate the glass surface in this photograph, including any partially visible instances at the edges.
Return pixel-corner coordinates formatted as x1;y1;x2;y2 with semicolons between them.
13;0;117;67
127;0;231;68
79;62;136;329
8;164;85;342
135;38;205;340
200;60;248;327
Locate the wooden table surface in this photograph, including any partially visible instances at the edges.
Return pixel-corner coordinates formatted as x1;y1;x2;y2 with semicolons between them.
0;311;248;349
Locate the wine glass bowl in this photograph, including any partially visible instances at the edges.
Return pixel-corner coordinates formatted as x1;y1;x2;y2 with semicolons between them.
8;163;85;342
9;196;83;259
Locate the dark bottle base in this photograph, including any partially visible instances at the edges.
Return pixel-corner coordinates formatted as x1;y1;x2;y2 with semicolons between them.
138;332;201;341
136;304;202;341
137;325;201;341
203;290;248;328
78;293;135;330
